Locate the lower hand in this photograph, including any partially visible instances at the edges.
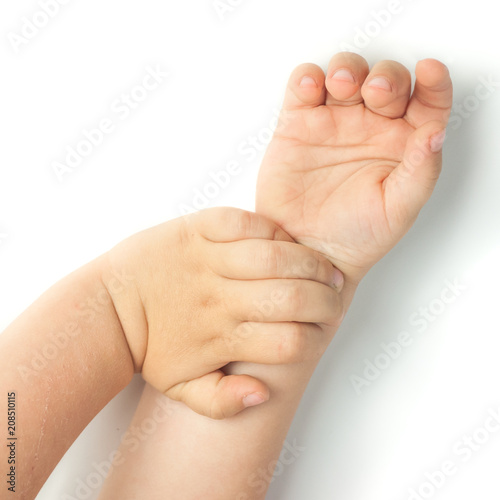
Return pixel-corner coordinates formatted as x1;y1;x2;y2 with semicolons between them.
104;207;344;418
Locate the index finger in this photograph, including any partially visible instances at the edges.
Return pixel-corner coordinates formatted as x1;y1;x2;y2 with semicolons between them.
210;239;344;290
193;207;294;243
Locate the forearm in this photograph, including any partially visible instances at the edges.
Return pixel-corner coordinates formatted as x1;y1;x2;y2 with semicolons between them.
0;255;134;498
99;281;357;500
97;367;319;500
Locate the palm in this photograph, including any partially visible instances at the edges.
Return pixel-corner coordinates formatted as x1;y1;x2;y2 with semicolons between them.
257;55;452;281
258;105;413;272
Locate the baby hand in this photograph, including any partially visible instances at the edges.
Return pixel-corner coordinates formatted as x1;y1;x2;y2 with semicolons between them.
104;207;344;418
257;52;453;283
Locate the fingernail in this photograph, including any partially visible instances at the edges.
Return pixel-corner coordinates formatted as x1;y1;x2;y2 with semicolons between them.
332;267;344;292
331;69;355;83
429;130;447;153
366;77;392;91
243;392;267;408
299;75;318;88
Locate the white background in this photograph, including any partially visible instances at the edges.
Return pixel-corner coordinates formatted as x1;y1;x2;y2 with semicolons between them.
1;1;500;499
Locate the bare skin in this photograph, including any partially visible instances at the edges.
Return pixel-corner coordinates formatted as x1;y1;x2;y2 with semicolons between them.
257;52;452;283
98;52;453;500
108;207;343;418
0;208;339;498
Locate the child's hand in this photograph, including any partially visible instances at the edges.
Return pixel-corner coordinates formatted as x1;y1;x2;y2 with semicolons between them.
257;52;453;284
104;207;344;419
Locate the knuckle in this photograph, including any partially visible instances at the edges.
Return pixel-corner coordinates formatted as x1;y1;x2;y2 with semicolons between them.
295;251;319;279
284;282;306;310
235;209;255;236
260;242;287;275
313;253;332;283
294;249;331;285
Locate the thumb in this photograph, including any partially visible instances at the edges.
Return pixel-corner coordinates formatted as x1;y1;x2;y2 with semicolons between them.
386;120;447;221
164;370;270;420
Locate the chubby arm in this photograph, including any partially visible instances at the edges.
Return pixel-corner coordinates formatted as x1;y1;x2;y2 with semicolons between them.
0;256;134;498
1;207;339;498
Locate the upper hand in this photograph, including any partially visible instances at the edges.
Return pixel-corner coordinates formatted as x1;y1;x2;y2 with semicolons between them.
257;52;453;283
